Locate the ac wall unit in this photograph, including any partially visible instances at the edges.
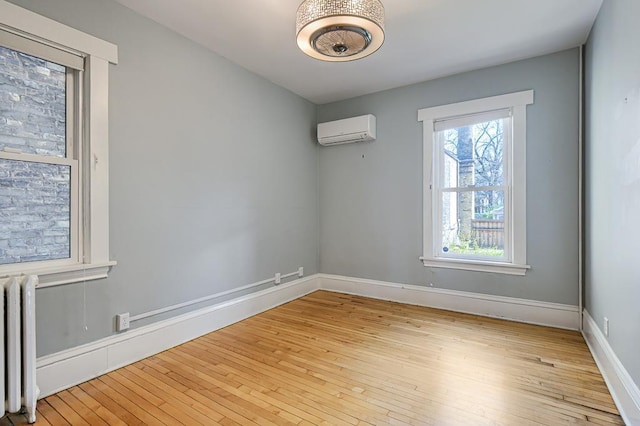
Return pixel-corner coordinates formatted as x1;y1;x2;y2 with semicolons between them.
317;114;376;146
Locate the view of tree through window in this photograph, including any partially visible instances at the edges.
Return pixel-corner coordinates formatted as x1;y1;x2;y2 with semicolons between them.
439;118;507;258
0;45;71;265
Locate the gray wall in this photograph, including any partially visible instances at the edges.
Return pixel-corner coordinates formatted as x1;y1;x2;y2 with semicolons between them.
318;49;580;305
585;0;640;385
6;0;585;360
9;0;319;356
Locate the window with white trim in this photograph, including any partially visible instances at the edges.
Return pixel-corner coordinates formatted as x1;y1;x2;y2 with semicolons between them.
418;91;533;276
0;2;118;287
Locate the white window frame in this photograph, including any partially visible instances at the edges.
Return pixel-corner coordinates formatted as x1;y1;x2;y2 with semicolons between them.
0;28;83;273
418;91;533;276
0;1;118;287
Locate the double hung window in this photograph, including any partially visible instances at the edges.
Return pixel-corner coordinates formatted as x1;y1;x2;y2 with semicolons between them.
0;31;81;268
418;91;533;275
0;2;118;286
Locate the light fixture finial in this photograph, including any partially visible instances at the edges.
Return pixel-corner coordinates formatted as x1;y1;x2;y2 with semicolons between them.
296;0;385;62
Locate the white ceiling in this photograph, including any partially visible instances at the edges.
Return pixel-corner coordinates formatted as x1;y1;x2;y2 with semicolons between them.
112;0;603;105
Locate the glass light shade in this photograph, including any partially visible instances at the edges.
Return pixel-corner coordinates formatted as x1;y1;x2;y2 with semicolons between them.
296;0;385;62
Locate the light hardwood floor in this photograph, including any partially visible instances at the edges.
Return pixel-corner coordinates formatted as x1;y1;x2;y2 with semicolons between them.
7;291;624;425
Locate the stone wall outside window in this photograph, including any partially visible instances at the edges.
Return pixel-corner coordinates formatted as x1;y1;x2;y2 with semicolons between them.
0;46;71;265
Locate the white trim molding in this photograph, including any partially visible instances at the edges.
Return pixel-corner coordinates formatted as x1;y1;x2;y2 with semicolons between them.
1;262;116;289
36;275;318;398
418;91;534;122
0;0;118;63
419;257;529;276
318;274;580;330
582;310;640;425
35;273;583;399
31;262;116;288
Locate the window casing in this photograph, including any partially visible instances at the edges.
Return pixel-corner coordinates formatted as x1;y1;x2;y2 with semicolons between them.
418;91;533;276
0;2;118;287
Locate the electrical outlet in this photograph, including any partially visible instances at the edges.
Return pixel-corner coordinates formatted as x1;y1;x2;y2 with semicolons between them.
275;273;281;285
298;267;304;277
116;313;130;331
604;317;609;337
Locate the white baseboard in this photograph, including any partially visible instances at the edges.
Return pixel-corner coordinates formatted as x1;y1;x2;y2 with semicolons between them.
318;274;580;330
36;275;319;398
35;273;582;399
582;310;640;425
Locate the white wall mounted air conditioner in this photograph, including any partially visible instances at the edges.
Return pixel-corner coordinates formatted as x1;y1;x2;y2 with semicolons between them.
317;114;376;146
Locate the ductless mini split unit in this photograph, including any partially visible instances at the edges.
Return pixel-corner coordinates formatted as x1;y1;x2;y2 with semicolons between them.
317;114;376;146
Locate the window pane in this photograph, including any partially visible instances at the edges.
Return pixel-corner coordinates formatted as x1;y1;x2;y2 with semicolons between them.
0;159;71;264
0;45;66;157
441;190;505;258
441;118;505;188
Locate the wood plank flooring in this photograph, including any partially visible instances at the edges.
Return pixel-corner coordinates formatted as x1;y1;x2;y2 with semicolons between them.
8;291;624;425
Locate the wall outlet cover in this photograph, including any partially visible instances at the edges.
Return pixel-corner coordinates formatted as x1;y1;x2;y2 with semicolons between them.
116;313;130;331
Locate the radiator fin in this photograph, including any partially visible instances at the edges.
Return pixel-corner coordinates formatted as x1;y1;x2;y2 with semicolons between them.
0;275;39;423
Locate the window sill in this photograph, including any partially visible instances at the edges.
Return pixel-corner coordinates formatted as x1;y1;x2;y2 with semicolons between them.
420;257;529;276
1;261;117;288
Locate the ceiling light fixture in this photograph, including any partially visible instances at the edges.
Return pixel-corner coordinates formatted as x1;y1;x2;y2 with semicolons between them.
296;0;385;62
